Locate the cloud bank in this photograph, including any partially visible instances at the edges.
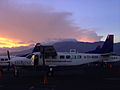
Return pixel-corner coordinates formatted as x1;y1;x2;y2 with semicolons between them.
0;0;102;44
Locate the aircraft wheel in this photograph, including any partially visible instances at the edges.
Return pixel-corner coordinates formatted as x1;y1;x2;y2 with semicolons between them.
12;66;19;77
47;67;54;77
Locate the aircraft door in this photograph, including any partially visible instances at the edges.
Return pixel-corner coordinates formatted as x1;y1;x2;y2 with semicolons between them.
34;55;39;66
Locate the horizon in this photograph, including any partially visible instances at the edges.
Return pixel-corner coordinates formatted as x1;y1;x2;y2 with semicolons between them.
0;40;120;56
0;39;120;49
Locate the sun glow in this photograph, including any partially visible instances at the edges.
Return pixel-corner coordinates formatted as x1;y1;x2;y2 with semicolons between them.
77;38;95;42
0;37;30;48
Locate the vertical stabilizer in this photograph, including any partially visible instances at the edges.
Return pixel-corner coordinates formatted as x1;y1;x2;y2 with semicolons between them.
100;35;114;53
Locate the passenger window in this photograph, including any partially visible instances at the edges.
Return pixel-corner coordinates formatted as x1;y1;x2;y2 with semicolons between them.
87;56;91;58
94;56;98;58
5;59;8;61
84;56;87;59
96;56;98;58
66;55;70;59
52;56;57;59
60;55;65;59
1;59;4;61
92;56;98;58
112;57;114;59
77;55;81;59
71;55;76;59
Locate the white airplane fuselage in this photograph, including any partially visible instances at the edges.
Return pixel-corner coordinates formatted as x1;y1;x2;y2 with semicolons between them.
0;52;120;67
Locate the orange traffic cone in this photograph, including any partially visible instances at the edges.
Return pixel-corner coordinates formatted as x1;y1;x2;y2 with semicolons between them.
109;64;112;68
43;75;48;85
0;70;3;78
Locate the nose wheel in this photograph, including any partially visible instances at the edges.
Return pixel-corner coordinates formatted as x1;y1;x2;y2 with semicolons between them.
47;67;54;77
12;65;19;77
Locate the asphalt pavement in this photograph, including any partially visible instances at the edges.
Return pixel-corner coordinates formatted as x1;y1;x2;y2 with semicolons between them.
0;66;120;90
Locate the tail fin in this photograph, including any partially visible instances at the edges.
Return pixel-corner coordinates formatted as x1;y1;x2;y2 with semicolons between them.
86;35;114;54
100;34;113;53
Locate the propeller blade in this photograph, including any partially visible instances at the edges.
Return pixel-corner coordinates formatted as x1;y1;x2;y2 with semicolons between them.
7;50;11;71
7;50;10;60
42;46;45;66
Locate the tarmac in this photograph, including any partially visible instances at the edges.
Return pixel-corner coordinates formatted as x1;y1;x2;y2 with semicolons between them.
0;65;120;90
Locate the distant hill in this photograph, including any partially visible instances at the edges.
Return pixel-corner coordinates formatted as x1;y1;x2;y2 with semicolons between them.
53;41;120;55
0;41;120;56
53;41;104;53
0;45;34;56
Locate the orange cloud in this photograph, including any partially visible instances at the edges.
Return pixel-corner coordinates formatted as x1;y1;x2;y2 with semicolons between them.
0;0;102;44
0;37;30;48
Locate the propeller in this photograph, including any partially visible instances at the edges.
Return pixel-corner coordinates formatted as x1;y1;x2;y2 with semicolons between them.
7;50;11;60
7;50;11;70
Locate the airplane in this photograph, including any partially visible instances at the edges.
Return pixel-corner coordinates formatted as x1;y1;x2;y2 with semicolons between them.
0;34;120;76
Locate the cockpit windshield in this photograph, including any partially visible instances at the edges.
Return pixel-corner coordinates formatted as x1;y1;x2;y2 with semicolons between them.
26;54;34;59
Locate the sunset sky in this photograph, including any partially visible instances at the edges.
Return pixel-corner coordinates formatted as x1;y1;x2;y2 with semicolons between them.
0;0;120;48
